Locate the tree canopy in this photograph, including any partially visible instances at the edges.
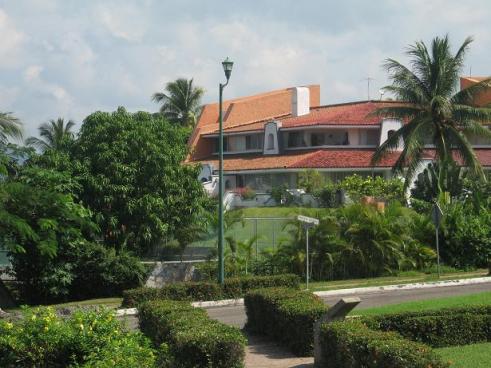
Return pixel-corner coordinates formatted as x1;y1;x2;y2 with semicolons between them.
26;118;75;152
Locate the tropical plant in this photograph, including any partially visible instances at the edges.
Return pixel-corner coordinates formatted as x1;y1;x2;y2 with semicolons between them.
25;118;75;151
298;169;324;193
411;161;466;202
0;112;22;144
371;35;491;189
152;78;205;126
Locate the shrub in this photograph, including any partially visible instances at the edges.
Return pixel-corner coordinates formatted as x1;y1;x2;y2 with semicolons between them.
362;305;491;348
319;320;449;368
139;299;246;368
122;274;300;307
339;174;405;203
244;287;328;356
0;306;156;368
298;169;324;194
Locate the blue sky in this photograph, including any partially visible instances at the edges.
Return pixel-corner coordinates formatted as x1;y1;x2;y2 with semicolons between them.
1;0;490;137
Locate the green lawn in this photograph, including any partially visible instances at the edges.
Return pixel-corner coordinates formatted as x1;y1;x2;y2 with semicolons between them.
436;342;491;368
352;291;491;316
306;269;489;292
190;207;332;251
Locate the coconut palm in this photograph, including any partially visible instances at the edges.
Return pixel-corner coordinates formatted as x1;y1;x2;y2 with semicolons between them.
371;35;491;189
26;118;75;151
152;78;205;127
0;112;23;144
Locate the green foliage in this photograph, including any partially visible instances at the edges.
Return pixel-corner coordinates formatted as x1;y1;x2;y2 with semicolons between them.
25;118;75;152
269;202;435;281
0;111;23;144
319;320;449;368
0;307;156;368
139;299;246;368
72;107;209;254
362;306;491;348
411;162;465;202
244;287;328;356
298;169;324;194
316;181;339;207
338;174;405;203
270;184;296;205
122;274;300;307
441;202;491;268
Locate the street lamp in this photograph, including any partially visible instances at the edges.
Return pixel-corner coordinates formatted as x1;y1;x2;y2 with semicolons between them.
218;57;233;285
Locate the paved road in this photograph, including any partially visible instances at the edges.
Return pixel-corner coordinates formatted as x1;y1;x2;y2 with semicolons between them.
207;281;491;328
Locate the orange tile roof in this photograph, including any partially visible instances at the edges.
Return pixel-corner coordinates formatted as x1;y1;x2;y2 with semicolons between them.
192;148;491;172
187;85;320;160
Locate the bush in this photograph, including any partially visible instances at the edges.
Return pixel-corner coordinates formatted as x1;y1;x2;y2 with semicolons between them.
70;242;146;300
244;287;328;356
122;274;300;307
362;305;491;348
339;174;405;203
0;306;156;368
319;320;448;368
139;299;246;368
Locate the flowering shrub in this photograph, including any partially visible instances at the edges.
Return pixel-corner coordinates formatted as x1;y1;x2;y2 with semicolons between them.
0;307;156;368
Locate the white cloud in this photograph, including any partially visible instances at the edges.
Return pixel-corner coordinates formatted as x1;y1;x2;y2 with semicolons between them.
23;65;43;82
0;8;25;68
95;3;148;42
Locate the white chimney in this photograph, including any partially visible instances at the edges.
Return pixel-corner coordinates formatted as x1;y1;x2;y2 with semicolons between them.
291;87;310;117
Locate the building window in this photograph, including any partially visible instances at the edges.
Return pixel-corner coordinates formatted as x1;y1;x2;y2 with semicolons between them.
288;132;306;148
311;133;325;146
267;133;275;150
246;134;263;150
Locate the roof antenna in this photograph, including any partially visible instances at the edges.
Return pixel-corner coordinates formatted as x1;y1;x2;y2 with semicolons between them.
361;77;375;100
469;66;472;77
379;89;385;100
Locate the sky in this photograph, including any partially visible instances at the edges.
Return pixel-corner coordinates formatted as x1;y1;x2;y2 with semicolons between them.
1;0;490;138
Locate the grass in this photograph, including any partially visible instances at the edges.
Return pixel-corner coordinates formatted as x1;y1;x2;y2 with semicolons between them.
352;291;491;316
436;342;491;368
306;269;489;292
190;206;332;250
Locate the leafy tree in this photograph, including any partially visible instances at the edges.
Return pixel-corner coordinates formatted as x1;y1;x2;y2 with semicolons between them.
298;169;324;193
0;112;23;144
72;107;209;254
371;35;491;189
152;78;205;126
25;118;75;151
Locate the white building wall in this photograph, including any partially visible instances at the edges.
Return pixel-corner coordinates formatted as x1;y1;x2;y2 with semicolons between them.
379;119;403;150
291;87;310;117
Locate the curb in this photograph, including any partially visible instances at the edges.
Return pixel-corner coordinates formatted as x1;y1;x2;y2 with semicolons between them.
115;276;491;315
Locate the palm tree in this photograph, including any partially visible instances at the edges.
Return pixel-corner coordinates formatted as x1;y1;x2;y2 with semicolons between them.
371;35;491;189
26;118;75;151
0;112;23;144
152;78;205;126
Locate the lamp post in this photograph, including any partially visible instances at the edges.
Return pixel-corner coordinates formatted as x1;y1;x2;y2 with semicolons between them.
218;57;234;285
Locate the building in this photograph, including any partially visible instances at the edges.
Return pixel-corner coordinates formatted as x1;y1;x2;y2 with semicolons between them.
187;81;491;195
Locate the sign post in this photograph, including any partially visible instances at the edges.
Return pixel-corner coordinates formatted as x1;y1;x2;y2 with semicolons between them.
431;203;443;278
297;215;319;289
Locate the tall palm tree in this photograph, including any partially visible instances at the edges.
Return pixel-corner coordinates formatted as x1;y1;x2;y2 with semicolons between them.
371;35;491;189
26;118;75;151
152;78;205;127
0;112;23;144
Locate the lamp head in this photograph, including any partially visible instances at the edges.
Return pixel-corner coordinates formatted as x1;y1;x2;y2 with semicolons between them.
222;57;234;81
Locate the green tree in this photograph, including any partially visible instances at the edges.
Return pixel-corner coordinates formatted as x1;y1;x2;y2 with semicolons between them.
25;118;75;151
298;169;324;193
152;78;205;126
72;107;209;254
371;35;491;189
0;112;23;144
411;161;465;202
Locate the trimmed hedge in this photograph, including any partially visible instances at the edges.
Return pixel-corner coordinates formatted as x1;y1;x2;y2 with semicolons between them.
139;299;246;368
319;320;449;368
362;305;491;347
244;287;328;356
122;273;300;307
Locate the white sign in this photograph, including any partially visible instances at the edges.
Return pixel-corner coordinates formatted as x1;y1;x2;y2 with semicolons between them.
297;215;319;226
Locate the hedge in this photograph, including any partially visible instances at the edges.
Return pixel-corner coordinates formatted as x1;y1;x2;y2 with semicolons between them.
319;320;449;368
317;306;491;367
122;273;300;307
362;305;491;347
139;299;246;368
244;287;328;356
